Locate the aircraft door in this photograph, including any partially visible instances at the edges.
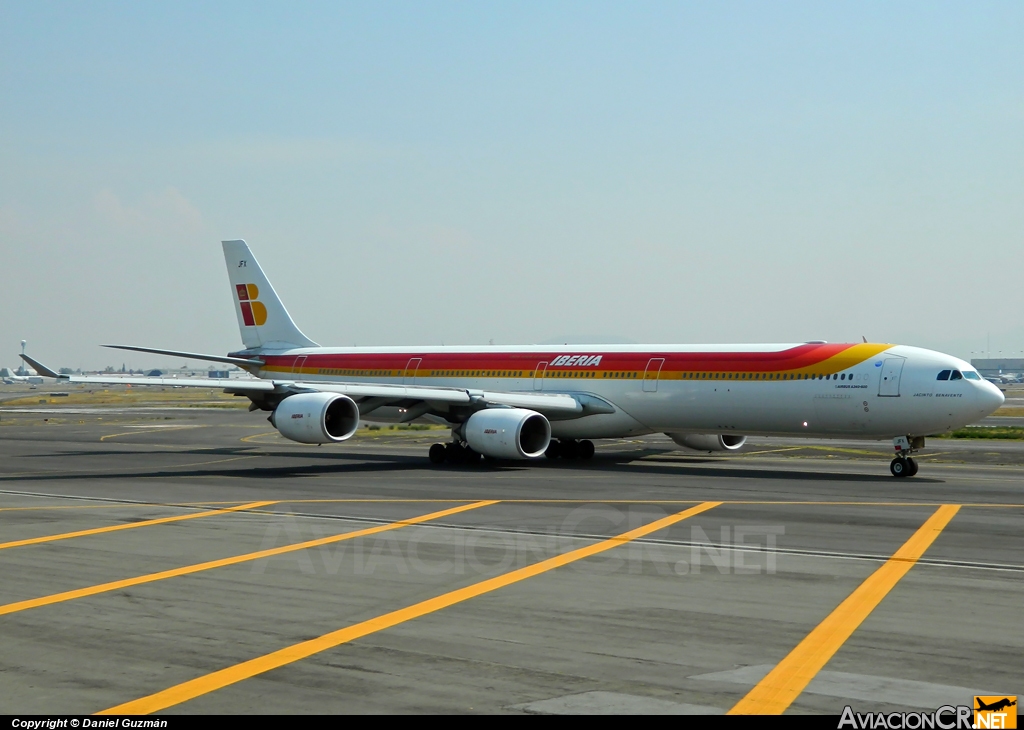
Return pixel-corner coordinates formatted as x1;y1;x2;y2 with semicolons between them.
404;358;422;385
643;358;665;392
534;362;547;391
878;358;905;397
292;355;307;377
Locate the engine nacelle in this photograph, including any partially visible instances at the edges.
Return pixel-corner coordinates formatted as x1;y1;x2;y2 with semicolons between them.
464;408;551;459
667;433;747;452
271;393;360;444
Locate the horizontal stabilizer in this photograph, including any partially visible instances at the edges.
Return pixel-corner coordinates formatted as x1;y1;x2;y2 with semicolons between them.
102;345;264;367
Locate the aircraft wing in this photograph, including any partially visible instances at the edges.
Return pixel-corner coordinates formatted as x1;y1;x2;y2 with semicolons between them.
31;353;604;416
19;354;60;378
102;345;265;367
284;382;587;412
54;374;595;414
61;374;277;391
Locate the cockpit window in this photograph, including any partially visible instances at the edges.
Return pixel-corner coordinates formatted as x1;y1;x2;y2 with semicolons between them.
963;370;981;381
936;370;950;381
950;370;963;381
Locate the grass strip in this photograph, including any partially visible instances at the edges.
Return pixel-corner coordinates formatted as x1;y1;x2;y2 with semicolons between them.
934;427;1024;440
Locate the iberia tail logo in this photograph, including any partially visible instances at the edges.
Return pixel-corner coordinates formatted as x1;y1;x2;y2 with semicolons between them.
236;284;267;326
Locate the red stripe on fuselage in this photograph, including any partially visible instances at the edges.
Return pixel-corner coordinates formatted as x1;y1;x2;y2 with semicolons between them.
258;343;857;374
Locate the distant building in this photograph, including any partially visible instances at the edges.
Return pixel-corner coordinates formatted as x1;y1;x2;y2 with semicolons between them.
207;370;230;379
971;358;1024;376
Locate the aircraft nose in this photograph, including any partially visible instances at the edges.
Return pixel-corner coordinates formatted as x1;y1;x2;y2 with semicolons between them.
978;381;1005;415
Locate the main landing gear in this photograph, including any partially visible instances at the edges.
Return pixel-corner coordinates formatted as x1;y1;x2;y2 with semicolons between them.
890;435;924;478
545;439;595;460
427;438;597;465
428;441;482;465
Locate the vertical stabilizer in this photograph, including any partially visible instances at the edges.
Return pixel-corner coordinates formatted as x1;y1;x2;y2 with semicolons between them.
222;240;318;350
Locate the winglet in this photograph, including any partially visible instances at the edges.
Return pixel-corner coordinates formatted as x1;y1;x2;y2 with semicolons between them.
20;353;62;378
102;344;265;368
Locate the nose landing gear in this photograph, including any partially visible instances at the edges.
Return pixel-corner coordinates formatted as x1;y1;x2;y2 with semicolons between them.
890;435;924;478
890;456;918;478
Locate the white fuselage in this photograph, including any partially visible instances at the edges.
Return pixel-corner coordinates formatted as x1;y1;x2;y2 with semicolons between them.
244;343;1004;441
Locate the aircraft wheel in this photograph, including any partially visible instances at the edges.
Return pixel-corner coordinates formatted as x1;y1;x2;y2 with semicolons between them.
545;442;561;459
446;443;465;464
428;443;447;465
890;457;909;478
579;440;595;459
906;457;919;477
560;439;579;459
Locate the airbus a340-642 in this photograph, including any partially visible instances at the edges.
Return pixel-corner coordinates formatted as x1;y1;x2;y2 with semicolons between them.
24;240;1004;478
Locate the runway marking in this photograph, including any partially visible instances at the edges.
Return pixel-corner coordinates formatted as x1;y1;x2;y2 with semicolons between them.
0;501;276;551
97;501;719;715
727;504;961;715
0;501;172;511
261;499;1023;508
1;490;1022;510
99;425;202;441
0;501;495;618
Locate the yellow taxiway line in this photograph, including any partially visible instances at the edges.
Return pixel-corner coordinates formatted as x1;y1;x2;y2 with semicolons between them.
0;501;496;619
240;431;278;443
99;425;202;442
727;504;961;715
0;501;276;551
98;501;720;715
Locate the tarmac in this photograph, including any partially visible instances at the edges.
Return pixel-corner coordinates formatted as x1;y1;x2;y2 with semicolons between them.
0;396;1021;715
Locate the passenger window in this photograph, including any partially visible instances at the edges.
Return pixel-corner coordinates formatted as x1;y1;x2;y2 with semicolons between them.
950;370;963;381
936;370;950;381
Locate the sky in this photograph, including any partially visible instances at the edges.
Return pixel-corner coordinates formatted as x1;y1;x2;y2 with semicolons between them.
2;2;1022;371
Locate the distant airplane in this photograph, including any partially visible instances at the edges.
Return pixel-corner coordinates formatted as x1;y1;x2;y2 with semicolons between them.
1;368;44;385
24;240;1005;478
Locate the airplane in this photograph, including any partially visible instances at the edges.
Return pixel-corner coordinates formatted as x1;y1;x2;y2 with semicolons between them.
1;368;44;385
22;240;1005;478
975;698;1016;713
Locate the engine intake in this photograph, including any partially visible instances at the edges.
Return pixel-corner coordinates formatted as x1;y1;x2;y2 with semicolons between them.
271;393;360;444
667;433;747;452
465;408;551;459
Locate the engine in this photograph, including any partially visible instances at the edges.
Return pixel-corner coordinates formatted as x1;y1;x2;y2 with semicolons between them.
464;408;551;459
271;393;360;444
667;433;747;452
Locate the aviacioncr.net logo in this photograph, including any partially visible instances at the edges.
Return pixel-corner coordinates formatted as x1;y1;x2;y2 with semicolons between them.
236;284;267;326
839;705;973;729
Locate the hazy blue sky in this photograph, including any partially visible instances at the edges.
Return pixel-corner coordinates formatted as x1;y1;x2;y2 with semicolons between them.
2;2;1022;370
